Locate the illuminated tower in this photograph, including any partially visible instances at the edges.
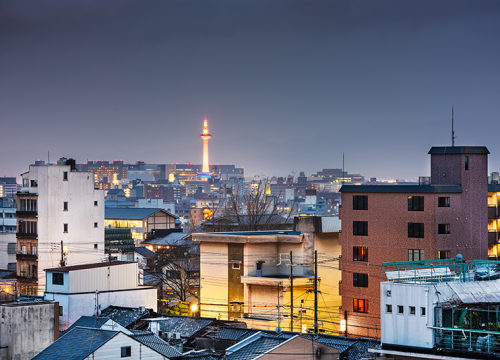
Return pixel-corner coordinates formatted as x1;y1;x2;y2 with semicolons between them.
198;117;213;178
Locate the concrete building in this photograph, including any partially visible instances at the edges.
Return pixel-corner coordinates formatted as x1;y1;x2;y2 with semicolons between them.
339;146;490;338
0;300;58;360
371;259;500;359
0;206;17;271
43;261;157;330
17;159;105;295
0;177;18;198
192;216;341;334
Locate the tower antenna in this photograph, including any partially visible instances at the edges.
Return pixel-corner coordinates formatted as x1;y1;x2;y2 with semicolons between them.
452;106;456;146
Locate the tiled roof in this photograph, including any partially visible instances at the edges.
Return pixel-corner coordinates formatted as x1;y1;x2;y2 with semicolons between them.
62;316;110;336
146;316;215;338
340;184;462;193
131;333;183;358
100;305;151;328
226;333;295;360
142;232;190;246
313;335;380;359
183;352;222;359
105;207;178;220
44;261;134;273
32;327;118;360
136;246;156;258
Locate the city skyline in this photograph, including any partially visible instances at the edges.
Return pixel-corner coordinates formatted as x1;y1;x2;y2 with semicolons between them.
1;1;500;181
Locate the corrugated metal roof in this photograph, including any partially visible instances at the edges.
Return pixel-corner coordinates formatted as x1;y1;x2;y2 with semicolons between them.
143;232;190;246
340;184;462;193
321;216;341;233
105;207;178;220
62;316;110;336
131;333;183;358
448;279;500;303
428;146;490;155
136;246;156;258
100;305;151;328
44;261;134;273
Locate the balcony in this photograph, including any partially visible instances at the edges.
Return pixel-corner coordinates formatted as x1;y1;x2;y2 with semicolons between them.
16;210;38;217
488;230;499;245
488;206;498;220
16;252;38;260
16;232;37;239
240;274;315;288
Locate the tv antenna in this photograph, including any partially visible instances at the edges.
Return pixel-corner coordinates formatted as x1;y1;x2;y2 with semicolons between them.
452;106;456;146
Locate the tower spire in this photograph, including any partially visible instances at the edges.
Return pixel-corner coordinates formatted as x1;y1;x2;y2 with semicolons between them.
199;116;213;179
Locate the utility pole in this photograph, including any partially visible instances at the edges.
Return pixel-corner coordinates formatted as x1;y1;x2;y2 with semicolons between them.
60;240;65;267
314;250;318;335
108;244;112;263
289;251;293;332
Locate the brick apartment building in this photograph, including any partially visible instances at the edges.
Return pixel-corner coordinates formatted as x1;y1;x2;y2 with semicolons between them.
338;146;490;338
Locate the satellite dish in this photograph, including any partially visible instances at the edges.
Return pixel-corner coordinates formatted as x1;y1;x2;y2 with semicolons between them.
275;326;282;334
456;254;464;262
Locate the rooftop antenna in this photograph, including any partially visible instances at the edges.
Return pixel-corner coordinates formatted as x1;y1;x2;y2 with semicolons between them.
342;152;345;186
452;106;456;146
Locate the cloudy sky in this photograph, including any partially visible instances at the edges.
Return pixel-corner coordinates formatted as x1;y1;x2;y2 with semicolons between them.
1;0;499;181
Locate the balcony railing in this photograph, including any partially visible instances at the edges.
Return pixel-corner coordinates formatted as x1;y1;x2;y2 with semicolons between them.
488;206;498;220
16;211;38;217
16;252;38;260
16;232;37;238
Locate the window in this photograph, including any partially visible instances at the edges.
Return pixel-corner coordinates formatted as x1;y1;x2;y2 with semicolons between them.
397;305;404;314
63;224;68;233
21;245;27;254
353;299;368;313
386;305;392;313
53;273;64;285
353;221;368;236
32;246;37;255
408;223;424;238
438;197;450;207
421;307;426;316
94;201;98;206
63;172;68;181
232;263;240;270
438;224;450;234
465;156;469;171
386;290;391;297
30;180;38;187
94;222;98;228
23;179;29;187
59;306;63;316
353;273;368;287
63;202;68;211
409;306;416;315
121;346;131;357
7;243;16;254
353;195;368;210
353;247;368;262
408;196;424;211
438;250;450;259
408;249;425;261
94;244;98;249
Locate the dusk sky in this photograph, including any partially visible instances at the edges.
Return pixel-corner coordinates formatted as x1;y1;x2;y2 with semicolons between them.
1;0;500;181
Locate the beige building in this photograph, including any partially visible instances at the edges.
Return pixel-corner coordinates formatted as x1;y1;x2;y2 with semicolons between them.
192;216;341;335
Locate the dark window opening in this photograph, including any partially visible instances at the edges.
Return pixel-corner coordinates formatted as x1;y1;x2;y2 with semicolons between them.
410;306;416;315
59;306;63;316
408;196;424;211
53;273;64;285
408;223;424;238
438;197;450;207
63;223;68;233
94;201;98;206
121;346;131;357
386;305;392;313
465;156;469;171
398;305;404;314
353;247;368;262
438;224;450;234
353;273;368;287
63;172;68;181
438;250;450;259
353;221;368;236
63;202;68;211
353;195;368;210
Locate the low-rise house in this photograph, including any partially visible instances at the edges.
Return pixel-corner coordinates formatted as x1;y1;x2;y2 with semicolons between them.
371;258;500;359
136;246;156;269
0;300;58;360
99;305;154;329
32;326;182;360
42;261;157;330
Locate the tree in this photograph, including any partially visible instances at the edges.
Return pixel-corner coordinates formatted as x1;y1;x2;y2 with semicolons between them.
202;180;298;232
152;245;199;311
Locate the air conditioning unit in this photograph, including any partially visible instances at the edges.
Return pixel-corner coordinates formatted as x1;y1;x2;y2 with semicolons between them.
139;306;145;313
174;332;181;340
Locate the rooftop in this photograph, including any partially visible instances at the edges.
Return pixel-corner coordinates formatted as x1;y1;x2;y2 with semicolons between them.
99;305;152;328
340;184;462;193
44;261;135;273
428;146;490;155
105;207;178;220
142;232;190;246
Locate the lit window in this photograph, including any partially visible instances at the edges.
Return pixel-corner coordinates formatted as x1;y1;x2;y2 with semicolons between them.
353;299;368;313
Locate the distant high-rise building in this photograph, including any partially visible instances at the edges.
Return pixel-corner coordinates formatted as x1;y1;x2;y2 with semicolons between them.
198;117;213;179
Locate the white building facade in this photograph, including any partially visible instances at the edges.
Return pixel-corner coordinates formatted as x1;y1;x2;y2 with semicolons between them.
17;160;105;295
